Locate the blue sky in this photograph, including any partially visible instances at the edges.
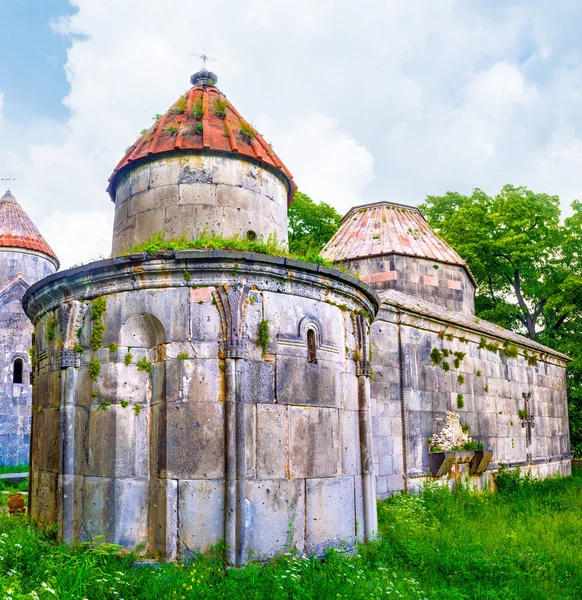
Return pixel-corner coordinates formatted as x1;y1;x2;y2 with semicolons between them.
2;1;582;268
0;0;75;121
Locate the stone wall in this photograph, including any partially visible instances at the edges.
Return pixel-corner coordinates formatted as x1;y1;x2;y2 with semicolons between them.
370;301;571;497
0;250;57;466
343;255;475;316
111;154;290;256
24;251;379;563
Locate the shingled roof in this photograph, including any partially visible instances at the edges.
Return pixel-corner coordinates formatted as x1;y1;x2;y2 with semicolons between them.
108;68;297;202
0;190;59;266
321;201;474;281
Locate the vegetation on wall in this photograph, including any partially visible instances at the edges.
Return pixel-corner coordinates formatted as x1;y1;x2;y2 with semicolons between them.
126;229;346;273
421;185;582;457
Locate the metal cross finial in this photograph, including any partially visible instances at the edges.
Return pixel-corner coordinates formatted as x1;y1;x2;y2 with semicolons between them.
190;50;217;70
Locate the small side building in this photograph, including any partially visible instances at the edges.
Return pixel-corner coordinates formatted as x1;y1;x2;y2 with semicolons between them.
322;202;571;494
0;190;59;466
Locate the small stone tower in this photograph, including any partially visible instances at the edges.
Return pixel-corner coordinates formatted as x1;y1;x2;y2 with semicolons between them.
0;190;58;465
109;67;296;256
321;202;476;315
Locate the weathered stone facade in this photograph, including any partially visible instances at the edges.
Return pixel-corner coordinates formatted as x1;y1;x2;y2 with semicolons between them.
24;253;379;562
111;155;290;256
369;290;571;495
0;195;58;466
345;254;475;316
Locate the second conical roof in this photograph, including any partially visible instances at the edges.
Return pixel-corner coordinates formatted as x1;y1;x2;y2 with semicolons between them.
0;190;59;266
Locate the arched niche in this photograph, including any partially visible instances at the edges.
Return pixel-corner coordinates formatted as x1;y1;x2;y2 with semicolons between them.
119;313;166;348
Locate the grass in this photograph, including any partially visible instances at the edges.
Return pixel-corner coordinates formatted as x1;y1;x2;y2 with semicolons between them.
1;469;581;598
0;465;28;476
123;231;346;274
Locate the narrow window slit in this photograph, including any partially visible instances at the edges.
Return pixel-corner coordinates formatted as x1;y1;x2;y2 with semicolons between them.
307;329;317;364
13;358;23;384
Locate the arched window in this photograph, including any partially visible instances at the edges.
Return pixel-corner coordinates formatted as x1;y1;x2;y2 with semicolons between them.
307;328;317;364
13;358;23;384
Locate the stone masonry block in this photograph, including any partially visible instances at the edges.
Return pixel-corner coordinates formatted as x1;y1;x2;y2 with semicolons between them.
289;406;339;478
178;480;225;556
245;479;306;559
305;477;355;554
256;404;287;479
165;401;224;479
276;356;341;408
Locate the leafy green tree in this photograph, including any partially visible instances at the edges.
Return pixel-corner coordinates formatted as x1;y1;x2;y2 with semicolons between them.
420;184;582;456
288;191;342;254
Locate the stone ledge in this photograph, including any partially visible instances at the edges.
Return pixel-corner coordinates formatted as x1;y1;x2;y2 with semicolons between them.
23;251;380;323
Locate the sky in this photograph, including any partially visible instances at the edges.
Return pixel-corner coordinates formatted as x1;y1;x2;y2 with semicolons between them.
2;0;582;268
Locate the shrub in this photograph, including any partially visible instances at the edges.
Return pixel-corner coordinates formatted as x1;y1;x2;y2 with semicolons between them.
258;320;270;356
89;359;101;381
213;98;228;118
239;120;256;144
456;393;464;409
430;347;443;366
136;357;152;373
124;352;133;366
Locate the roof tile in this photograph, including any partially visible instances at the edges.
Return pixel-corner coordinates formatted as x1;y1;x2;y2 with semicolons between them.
321;201;474;283
108;83;297;202
0;191;59;265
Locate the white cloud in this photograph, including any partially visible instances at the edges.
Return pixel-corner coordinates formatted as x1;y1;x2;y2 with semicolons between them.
3;0;582;268
265;113;375;214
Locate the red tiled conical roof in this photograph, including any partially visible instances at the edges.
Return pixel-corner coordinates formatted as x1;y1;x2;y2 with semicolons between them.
108;71;297;203
321;201;475;283
0;190;59;266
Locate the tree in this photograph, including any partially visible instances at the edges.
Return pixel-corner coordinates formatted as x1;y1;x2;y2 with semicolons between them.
420;184;582;456
288;191;342;255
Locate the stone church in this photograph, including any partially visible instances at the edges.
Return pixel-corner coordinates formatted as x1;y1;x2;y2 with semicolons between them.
0;190;58;465
6;67;570;564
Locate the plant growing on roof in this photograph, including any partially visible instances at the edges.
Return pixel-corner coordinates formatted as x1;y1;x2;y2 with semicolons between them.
191;98;204;119
239;120;256;144
213;98;228;119
166;126;179;137
170;96;186;114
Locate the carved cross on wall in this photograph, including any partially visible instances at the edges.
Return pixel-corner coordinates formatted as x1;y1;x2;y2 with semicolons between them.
521;392;535;463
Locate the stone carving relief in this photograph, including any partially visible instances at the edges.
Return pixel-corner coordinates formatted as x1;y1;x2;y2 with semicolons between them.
213;283;249;358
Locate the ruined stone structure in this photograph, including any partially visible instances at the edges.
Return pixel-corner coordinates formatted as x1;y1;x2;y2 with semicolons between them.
21;69;571;563
322;202;571;494
0;190;58;466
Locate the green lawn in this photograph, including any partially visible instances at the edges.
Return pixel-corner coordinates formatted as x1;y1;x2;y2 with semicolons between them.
1;468;581;599
0;464;28;476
